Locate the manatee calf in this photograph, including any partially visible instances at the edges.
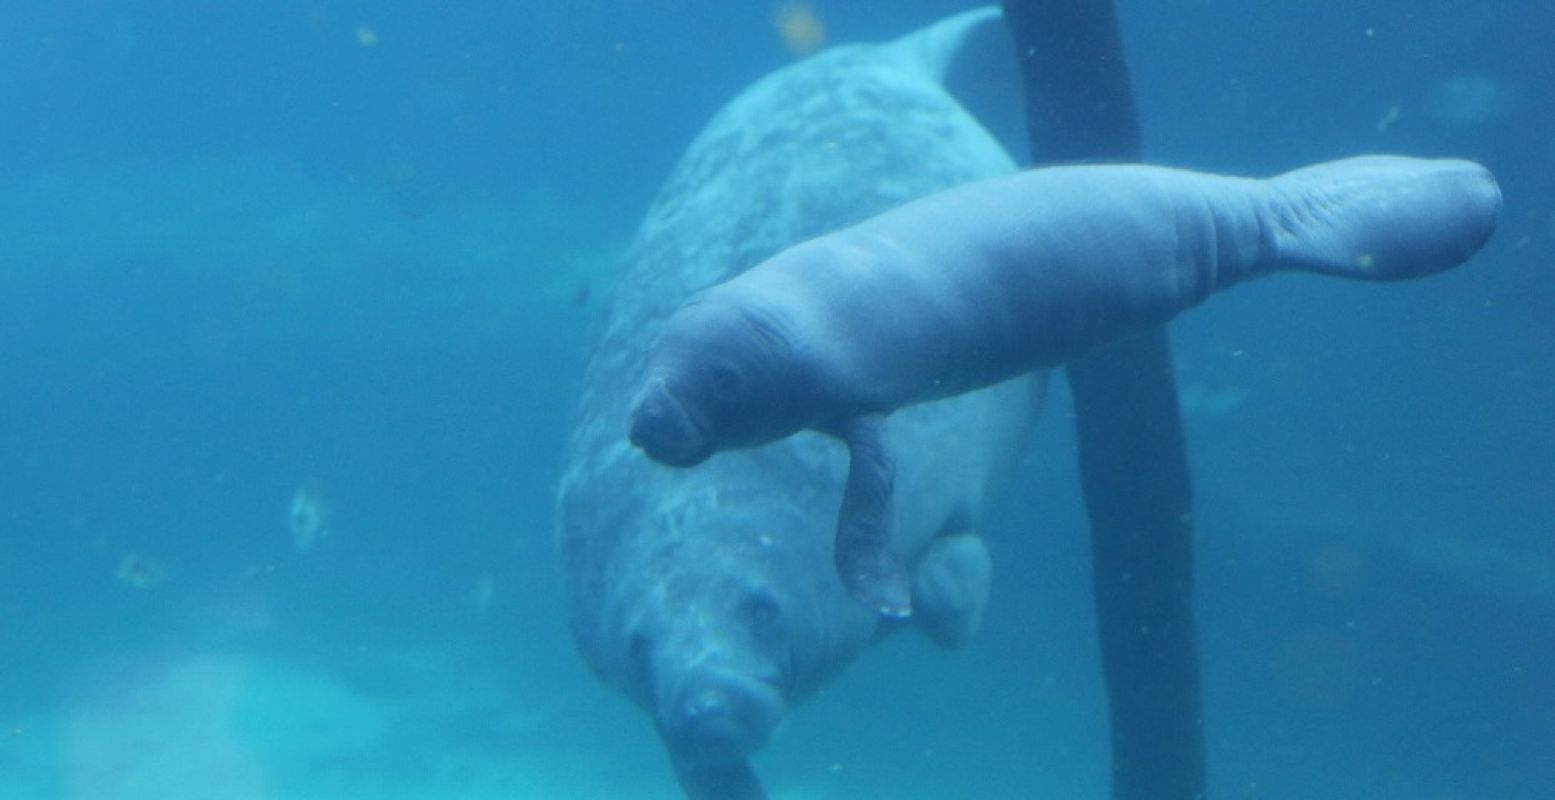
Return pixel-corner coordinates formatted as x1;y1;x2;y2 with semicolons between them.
630;155;1502;614
556;8;1032;798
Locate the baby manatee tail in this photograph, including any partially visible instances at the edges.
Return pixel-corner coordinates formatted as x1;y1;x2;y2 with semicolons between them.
1262;155;1500;281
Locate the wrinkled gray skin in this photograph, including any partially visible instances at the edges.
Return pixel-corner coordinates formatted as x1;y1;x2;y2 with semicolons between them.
631;155;1501;615
556;9;1035;799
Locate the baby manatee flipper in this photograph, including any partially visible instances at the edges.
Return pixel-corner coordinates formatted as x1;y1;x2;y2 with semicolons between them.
670;753;768;800
909;531;993;649
835;415;911;618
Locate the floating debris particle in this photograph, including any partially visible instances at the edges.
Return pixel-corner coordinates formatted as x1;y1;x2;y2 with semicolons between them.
355;25;379;47
1270;627;1360;712
289;486;329;555
116;553;167;589
1424;72;1519;129
473;572;496;614
1306;540;1367;601
1375;104;1400;133
774;2;826;57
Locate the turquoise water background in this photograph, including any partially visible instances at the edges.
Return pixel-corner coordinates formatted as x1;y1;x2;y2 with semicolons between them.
1;2;1550;797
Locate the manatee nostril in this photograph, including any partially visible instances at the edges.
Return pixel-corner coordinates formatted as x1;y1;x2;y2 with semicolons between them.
665;688;745;761
680;687;727;725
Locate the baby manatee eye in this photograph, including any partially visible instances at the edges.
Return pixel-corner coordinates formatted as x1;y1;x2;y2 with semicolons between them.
705;362;746;402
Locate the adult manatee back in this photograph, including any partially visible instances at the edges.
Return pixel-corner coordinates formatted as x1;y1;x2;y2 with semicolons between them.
555;8;1037;798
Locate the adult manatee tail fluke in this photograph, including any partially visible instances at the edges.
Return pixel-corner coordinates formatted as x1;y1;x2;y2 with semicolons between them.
629;154;1500;611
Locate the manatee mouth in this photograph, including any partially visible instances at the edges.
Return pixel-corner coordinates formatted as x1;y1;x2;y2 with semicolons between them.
629;379;714;467
658;669;786;764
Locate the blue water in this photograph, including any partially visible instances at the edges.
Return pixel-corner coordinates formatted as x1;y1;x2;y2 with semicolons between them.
1;2;1550;798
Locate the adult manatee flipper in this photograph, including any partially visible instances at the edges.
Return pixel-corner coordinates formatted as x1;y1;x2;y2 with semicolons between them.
910;531;995;649
1000;2;1199;798
907;369;1048;648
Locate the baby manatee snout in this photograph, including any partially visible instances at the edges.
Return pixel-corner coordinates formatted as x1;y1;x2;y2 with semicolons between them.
629;378;713;467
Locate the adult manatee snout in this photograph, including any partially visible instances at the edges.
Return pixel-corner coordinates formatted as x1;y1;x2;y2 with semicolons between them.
657;666;785;764
622;573;793;765
631;155;1501;613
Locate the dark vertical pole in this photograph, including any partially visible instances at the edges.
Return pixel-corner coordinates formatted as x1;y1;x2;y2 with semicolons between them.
1001;0;1141;162
1070;332;1205;800
1000;3;1208;800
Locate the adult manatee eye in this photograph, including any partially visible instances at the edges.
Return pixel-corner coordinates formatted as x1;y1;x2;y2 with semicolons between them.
740;591;783;637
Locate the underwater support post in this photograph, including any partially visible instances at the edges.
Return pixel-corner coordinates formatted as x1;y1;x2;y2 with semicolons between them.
999;1;1209;799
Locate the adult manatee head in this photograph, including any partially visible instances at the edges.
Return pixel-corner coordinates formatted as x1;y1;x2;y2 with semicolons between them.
581;494;838;765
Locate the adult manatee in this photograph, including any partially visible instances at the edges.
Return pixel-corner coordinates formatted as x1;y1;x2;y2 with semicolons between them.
630;155;1501;614
555;8;1032;798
